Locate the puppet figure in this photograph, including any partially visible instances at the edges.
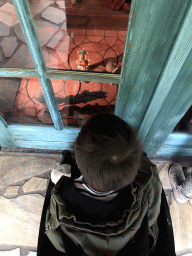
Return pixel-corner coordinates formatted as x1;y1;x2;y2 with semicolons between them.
76;49;90;71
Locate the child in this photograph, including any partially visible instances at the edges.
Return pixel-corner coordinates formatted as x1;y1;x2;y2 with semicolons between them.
38;113;176;256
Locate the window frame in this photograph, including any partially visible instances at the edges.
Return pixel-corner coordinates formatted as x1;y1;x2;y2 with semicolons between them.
1;0;192;157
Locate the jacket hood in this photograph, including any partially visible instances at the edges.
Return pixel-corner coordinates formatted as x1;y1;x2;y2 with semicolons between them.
45;153;162;256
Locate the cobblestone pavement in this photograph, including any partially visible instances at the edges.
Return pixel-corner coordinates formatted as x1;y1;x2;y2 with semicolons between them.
0;154;192;256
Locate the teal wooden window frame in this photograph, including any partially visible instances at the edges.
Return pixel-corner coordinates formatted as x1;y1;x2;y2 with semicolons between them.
0;0;121;150
1;0;192;156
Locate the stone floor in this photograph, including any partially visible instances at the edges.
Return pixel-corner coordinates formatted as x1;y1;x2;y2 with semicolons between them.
0;152;192;256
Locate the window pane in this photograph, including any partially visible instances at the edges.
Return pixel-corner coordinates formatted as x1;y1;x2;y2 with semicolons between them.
51;79;119;126
29;0;129;74
0;0;34;68
0;77;49;125
0;77;118;126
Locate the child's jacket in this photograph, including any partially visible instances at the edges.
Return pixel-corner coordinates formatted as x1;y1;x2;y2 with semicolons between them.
44;152;163;256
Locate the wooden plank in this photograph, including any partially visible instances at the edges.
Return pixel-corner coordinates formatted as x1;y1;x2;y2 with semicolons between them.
0;118;17;148
160;133;192;147
13;141;74;151
138;3;192;143
0;69;121;84
143;33;192;155
156;133;192;156
7;124;80;150
0;69;39;78
12;0;64;131
46;70;121;84
115;0;191;130
8;125;80;142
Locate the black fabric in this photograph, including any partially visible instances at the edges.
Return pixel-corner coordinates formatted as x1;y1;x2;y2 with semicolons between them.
59;176;133;225
117;212;149;256
60;150;81;179
59;226;87;256
37;178;64;256
149;189;176;256
37;150;176;256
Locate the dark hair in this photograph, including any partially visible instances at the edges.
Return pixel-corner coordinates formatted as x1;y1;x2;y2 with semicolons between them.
74;113;142;192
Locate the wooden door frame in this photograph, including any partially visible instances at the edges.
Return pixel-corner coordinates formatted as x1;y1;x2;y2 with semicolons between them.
115;0;192;156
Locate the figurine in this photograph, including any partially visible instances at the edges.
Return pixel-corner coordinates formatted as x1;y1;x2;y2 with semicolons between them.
76;48;90;71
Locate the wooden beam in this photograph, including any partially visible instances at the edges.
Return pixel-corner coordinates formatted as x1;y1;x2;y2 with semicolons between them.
0;69;39;78
156;133;192;157
0;69;121;84
0;118;17;148
8;125;80;150
46;70;121;84
138;2;192;143
12;0;64;131
115;0;191;131
142;3;192;155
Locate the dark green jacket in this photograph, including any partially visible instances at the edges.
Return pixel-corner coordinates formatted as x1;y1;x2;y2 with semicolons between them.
45;154;162;256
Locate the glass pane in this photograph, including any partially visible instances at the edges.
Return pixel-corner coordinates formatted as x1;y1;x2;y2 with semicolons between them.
29;0;130;73
0;77;118;126
52;79;119;126
0;0;34;68
1;77;118;126
173;105;192;133
0;77;49;124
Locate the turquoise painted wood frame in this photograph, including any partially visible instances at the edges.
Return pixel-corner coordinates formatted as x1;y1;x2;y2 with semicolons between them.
1;0;192;156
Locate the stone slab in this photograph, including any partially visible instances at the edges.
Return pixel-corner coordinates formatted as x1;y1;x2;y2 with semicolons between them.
170;196;192;252
35;21;59;46
42;6;66;25
0;3;17;15
0;0;53;28
0;78;20;113
1;37;17;57
4;186;20;197
3;44;34;68
43;49;59;68
0;248;20;256
14;20;59;47
0;22;10;36
60;21;67;31
56;32;70;52
0;156;57;187
0;3;19;27
27;252;36;256
0;10;18;27
30;0;54;17
57;1;65;9
13;24;26;43
0;194;44;247
22;177;48;193
47;30;63;49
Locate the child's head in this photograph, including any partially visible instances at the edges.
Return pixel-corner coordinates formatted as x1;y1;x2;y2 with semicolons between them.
74;113;142;192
